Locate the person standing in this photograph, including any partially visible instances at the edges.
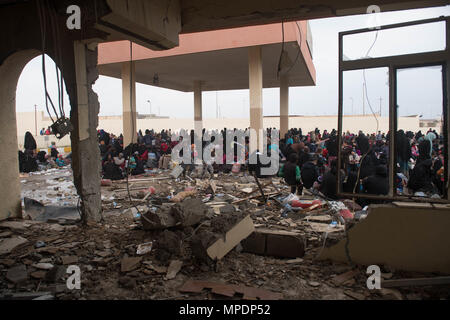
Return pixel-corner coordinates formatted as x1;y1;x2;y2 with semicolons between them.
279;153;303;195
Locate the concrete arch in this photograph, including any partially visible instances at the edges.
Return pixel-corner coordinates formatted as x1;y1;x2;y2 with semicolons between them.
0;49;41;219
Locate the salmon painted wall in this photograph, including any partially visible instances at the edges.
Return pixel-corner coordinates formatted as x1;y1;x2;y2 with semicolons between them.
98;21;315;84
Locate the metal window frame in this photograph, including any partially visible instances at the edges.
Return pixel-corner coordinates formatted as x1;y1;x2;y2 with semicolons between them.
337;16;450;203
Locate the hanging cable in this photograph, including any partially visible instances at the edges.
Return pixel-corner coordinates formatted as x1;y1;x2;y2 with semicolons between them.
276;21;285;79
37;0;59;123
284;21;303;76
352;30;380;194
46;0;65;118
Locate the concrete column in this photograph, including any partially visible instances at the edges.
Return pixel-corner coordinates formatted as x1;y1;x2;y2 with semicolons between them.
122;61;137;147
0;51;32;220
249;46;264;153
193;80;203;134
71;42;102;223
280;75;289;138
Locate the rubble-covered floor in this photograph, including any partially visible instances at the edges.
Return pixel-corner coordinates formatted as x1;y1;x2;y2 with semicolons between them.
0;168;448;300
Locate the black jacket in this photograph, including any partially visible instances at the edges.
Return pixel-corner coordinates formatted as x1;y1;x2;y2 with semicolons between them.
363;166;389;196
408;159;434;193
356;134;370;155
301;162;319;189
320;167;341;200
283;161;299;186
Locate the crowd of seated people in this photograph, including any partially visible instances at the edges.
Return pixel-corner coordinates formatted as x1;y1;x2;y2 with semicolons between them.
21;124;445;205
96;126;445;204
98;129;174;180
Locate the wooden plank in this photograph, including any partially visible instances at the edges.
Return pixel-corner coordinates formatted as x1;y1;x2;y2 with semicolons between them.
232;192;280;204
393;202;433;208
382;276;450;288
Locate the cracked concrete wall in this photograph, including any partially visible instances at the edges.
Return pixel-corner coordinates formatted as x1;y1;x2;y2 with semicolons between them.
69;43;103;224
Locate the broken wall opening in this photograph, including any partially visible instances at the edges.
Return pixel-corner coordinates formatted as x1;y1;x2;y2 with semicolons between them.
16;54;81;215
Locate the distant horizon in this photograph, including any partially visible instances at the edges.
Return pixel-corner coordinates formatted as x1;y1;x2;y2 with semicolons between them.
18;109;441;120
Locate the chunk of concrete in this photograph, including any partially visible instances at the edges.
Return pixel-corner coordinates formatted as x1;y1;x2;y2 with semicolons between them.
242;229;305;259
61;256;78;265
0;237;28;255
165;260;183;280
170;165;184;179
6;265;28;284
206;215;255;260
121;257;142;273
142;199;209;230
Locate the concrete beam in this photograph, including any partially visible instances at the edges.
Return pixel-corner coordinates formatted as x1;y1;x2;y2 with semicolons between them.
180;0;448;33
249;46;264;153
122;61;137;147
280;75;289;138
96;0;182;50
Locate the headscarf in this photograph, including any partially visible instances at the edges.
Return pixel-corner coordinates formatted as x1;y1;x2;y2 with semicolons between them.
24;132;37;151
425;132;437;157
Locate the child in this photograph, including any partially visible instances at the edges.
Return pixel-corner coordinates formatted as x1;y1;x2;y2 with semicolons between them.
279;153;303;195
56;154;66;167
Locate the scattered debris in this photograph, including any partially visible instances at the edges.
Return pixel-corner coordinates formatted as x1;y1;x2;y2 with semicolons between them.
331;270;359;287
379;288;403;300
0;237;28;255
170;165;184;179
165;260;183;280
61;256;78;265
242;229;305;258
286;258;304;264
344;290;365;300
136;242;153;255
5;165;443;300
141;199;211;230
24;198;80;223
308;281;321;288
171;190;198;203
382;276;450;288
32;263;54;270
179;280;283;300
205;215;255;261
6;265;28;284
121;257;143;273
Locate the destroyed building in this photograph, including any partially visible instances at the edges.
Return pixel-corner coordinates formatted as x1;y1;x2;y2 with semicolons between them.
1;0;450;301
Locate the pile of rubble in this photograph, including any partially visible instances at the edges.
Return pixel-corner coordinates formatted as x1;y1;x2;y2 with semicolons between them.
1;166;447;300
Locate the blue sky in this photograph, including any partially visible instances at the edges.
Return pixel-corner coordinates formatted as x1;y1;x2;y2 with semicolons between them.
16;5;449;120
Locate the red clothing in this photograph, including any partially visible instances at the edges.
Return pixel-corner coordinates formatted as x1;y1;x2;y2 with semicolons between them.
161;142;169;153
139;150;149;162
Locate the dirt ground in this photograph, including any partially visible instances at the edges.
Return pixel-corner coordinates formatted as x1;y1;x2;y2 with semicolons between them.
0;167;448;300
